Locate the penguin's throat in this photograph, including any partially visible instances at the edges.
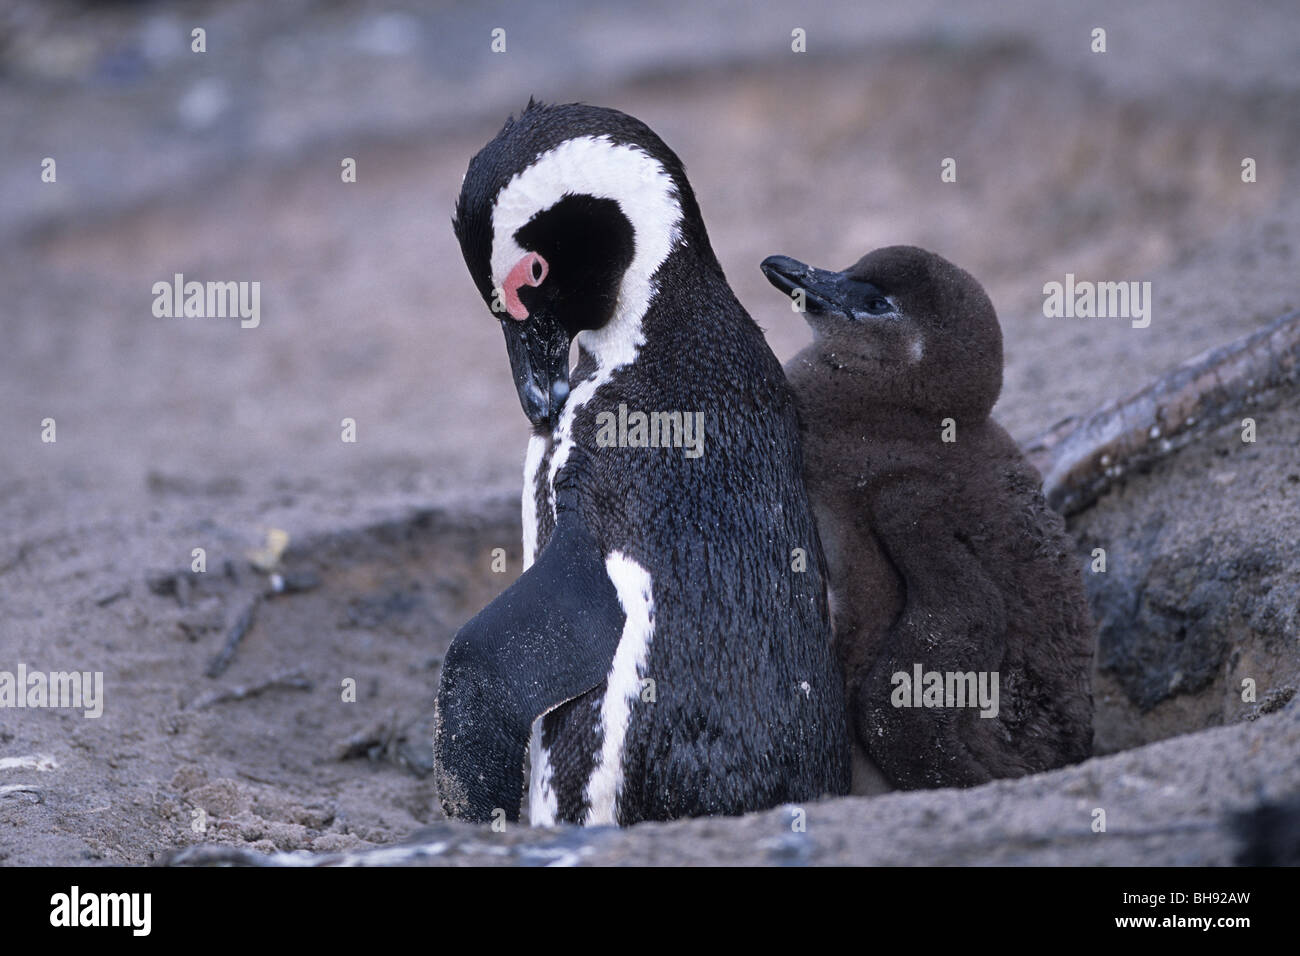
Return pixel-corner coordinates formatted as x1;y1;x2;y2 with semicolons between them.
574;268;663;371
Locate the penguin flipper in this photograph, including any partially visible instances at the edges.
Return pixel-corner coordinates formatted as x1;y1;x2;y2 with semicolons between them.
856;482;1011;789
433;507;624;823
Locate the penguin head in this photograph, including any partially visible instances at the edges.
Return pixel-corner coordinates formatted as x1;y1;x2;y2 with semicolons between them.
761;245;1003;420
454;100;715;428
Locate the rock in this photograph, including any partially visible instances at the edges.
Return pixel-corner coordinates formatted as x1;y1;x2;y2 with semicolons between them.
1070;388;1300;753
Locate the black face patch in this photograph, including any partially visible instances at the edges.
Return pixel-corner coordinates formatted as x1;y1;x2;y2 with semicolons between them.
513;194;636;336
453;100;720;318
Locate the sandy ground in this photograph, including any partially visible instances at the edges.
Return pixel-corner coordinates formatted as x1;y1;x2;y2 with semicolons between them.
1;0;1298;865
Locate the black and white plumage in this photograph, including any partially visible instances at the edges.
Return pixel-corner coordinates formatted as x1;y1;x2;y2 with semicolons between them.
435;101;850;825
762;246;1095;790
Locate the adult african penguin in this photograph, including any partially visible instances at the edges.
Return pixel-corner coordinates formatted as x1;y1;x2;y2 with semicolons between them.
434;101;850;825
761;246;1094;790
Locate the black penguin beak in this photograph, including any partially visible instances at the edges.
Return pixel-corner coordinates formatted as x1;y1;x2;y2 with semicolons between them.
760;255;846;316
500;311;571;429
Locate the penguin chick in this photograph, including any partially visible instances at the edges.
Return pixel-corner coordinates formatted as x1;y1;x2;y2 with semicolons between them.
761;245;1095;789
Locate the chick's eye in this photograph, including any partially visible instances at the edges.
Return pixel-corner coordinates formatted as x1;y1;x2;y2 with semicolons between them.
866;296;892;315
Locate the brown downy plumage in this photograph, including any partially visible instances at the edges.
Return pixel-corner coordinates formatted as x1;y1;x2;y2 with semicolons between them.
763;245;1095;790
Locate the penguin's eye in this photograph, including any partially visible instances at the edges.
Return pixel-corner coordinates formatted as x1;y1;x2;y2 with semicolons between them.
864;296;893;315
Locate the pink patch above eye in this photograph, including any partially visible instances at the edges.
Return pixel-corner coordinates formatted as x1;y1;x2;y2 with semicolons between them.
502;252;549;320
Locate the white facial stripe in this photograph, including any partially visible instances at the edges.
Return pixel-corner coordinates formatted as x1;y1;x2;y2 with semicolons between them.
489;134;683;368
494;136;684;510
584;552;655;826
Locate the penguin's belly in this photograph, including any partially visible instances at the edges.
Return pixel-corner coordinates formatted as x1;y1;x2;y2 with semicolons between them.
529;553;656;826
521;431;565;825
522;427;656;826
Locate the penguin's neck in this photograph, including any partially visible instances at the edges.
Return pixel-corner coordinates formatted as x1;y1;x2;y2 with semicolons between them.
787;347;996;454
545;247;719;507
584;243;739;370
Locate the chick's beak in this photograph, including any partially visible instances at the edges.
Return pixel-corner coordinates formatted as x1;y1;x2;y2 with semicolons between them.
760;255;846;316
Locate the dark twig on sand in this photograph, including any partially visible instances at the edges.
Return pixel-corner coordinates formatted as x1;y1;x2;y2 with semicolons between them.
188;669;313;710
204;594;261;678
94;585;130;607
146;570;192;607
1026;309;1300;516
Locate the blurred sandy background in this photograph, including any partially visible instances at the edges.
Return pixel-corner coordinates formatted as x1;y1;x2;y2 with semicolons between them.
4;0;1297;528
